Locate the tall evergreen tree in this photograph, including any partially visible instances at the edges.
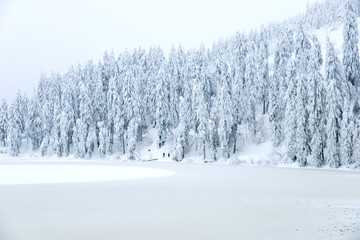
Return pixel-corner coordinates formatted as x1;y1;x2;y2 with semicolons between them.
156;65;171;148
308;37;326;167
27;96;44;151
325;39;344;168
217;62;234;158
343;0;360;87
8;103;22;156
296;73;310;166
284;59;298;162
0;100;8;147
174;97;189;162
257;28;269;114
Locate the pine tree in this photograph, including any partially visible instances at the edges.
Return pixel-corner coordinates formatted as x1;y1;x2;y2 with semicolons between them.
296;72;310;166
127;117;139;160
217;62;233;158
308;36;326;167
343;0;360;87
284;59;298;162
107;77;124;154
98;121;107;158
268;73;282;147
156;65;171;148
8;103;22;156
257;28;269;115
325;39;344;168
0;100;8;147
352;117;360;168
27;97;44;150
173;97;189;162
208;119;218;161
244;37;257;141
196;79;208;161
74;118;86;158
60;81;75;157
294;27;311;73
340;98;355;165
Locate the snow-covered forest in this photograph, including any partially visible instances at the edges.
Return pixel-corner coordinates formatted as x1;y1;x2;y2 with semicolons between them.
1;0;360;168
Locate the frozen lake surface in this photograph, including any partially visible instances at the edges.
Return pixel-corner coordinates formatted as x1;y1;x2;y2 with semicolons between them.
0;160;359;240
0;164;173;184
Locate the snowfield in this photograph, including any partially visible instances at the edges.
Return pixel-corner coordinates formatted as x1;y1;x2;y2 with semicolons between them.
0;164;173;184
0;160;359;240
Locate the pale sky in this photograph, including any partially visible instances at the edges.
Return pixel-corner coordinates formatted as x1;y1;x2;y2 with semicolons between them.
0;0;320;102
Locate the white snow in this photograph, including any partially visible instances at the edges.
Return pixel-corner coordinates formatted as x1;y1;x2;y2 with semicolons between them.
0;160;359;240
0;164;173;184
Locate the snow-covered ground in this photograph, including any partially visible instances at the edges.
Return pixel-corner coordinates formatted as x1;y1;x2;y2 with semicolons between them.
0;164;173;184
0;160;359;240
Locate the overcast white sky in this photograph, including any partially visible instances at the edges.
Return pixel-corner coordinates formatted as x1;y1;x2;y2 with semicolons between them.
0;0;320;102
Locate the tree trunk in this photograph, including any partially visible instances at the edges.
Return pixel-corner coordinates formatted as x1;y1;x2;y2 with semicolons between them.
203;140;206;161
122;134;125;154
263;98;266;115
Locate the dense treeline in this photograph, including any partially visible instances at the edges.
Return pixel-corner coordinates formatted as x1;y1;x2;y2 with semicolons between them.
1;0;360;168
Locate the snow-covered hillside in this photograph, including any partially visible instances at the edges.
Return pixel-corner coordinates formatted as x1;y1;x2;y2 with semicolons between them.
1;0;360;170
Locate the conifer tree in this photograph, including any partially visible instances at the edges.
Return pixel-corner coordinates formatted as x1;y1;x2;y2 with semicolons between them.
0;100;8;147
174;97;189;161
27;97;44;150
8;103;21;156
296;73;310;166
156;65;170;148
218;62;233;158
284;59;298;162
343;0;360;87
98;121;107;158
257;28;269;115
308;37;326;166
325;39;344;168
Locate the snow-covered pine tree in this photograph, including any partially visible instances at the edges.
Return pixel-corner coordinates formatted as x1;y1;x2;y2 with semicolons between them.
38;76;54;156
27;96;44;151
208;119;218;161
352;115;360;167
195;73;209;161
51;75;63;157
144;47;165;127
127;117;139;160
217;61;234;158
98;121;107;158
74;82;94;158
173;97;189;162
168;47;181;127
107;76;124;154
340;98;354;165
343;0;360;87
294;26;311;73
0;100;8;147
268;72;282;147
156;64;171;148
244;36;257;142
257;27;269;115
101;50;118;95
93;66;107;124
284;59;298;162
59;79;76;157
230;33;247;153
274;30;294;127
308;36;326;167
296;72;310;167
325;38;344;168
73;119;85;158
8;102;22;156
